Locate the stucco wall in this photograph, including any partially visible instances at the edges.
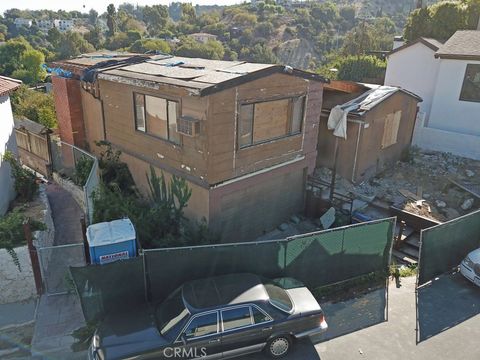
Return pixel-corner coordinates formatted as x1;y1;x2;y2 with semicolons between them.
428;59;480;136
413;111;480;160
0;95;17;215
385;42;439;121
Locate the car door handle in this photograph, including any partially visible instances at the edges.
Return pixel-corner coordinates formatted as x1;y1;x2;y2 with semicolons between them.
208;338;220;344
262;327;273;331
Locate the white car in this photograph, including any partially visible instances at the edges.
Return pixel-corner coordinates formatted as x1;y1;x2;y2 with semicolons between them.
460;248;480;287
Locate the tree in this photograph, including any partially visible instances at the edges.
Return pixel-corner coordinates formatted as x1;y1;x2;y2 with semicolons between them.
429;1;467;41
47;27;62;48
88;9;98;25
331;55;386;82
106;3;117;36
84;26;103;49
176;37;225;60
10;85;57;128
403;0;479;42
341;21;375;56
143;5;169;36
180;3;197;23
0;37;32;76
57;32;95;59
12;49;47;84
130;39;171;53
249;43;278;63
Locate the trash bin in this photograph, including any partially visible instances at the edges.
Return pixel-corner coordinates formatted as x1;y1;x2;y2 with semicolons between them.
86;218;137;265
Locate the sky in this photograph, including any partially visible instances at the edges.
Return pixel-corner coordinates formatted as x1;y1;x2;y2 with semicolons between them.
0;0;244;14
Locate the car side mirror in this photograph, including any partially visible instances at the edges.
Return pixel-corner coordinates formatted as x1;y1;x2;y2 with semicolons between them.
181;334;187;345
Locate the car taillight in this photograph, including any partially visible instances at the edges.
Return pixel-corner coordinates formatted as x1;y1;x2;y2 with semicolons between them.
319;313;326;324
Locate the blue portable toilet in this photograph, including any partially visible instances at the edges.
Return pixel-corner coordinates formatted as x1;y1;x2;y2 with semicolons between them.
86;218;137;265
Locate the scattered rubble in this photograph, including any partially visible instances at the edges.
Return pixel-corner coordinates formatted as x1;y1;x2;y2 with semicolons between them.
461;198;474;211
313;150;480;221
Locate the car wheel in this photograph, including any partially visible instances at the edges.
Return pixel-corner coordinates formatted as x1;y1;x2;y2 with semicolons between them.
266;335;291;358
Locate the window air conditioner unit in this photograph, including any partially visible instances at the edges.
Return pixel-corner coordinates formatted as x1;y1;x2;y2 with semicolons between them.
177;116;200;137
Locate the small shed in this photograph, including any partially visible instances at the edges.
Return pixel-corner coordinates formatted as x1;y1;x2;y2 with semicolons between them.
317;81;422;184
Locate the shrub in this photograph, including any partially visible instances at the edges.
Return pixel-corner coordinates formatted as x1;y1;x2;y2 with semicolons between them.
3;150;38;202
0;208;46;270
73;156;94;187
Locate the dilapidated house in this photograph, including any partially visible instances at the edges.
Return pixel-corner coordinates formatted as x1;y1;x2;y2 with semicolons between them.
51;53;327;241
317;81;422;184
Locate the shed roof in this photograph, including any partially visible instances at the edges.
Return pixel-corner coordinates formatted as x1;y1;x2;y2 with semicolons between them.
435;30;480;60
0;76;22;97
97;55;328;96
327;85;422;117
388;37;443;56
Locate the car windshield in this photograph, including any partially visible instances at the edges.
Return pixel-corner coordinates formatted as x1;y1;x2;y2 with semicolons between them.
155;288;190;337
264;283;293;313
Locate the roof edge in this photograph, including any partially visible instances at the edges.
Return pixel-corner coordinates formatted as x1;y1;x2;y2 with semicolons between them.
388;37;441;57
199;65;328;97
434;53;480;61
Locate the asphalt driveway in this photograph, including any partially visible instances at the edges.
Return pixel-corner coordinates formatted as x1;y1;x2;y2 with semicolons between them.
240;272;480;360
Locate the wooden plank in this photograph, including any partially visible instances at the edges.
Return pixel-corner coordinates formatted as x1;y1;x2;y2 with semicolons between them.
398;189;422;201
449;178;480;199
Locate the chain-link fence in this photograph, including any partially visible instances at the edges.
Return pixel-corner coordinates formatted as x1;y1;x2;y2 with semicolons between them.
50;137;99;224
71;218;395;322
38;243;86;295
417;209;480;287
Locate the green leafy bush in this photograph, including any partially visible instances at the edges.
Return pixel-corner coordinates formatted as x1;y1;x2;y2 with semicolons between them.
0;208;46;270
3;150;38;202
92;145;219;249
73;156;94;187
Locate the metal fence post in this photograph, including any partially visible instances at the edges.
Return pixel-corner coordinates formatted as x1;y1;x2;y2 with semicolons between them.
23;219;43;295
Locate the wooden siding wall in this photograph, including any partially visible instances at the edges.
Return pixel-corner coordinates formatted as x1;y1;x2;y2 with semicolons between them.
81;89;104;153
355;92;418;182
206;73;323;185
316;116;361;182
99;79;209;185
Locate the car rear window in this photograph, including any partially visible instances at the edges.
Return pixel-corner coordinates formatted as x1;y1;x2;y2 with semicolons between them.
264;283;293;313
155;288;189;336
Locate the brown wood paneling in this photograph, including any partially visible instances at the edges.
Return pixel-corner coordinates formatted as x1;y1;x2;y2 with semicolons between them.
206;73;322;184
99;79;208;180
355;91;419;182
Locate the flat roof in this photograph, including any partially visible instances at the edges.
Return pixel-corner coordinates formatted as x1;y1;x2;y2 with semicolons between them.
97;54;328;96
435;30;480;61
182;273;269;311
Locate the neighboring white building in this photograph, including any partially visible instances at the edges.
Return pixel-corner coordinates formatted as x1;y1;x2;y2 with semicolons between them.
14;18;32;28
189;32;217;44
37;19;54;32
54;19;74;32
385;31;480;159
0;76;22;215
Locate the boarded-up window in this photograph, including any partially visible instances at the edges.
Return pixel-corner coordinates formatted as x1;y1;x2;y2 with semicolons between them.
253;99;290;143
381;111;401;148
134;93;180;144
238;95;306;148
